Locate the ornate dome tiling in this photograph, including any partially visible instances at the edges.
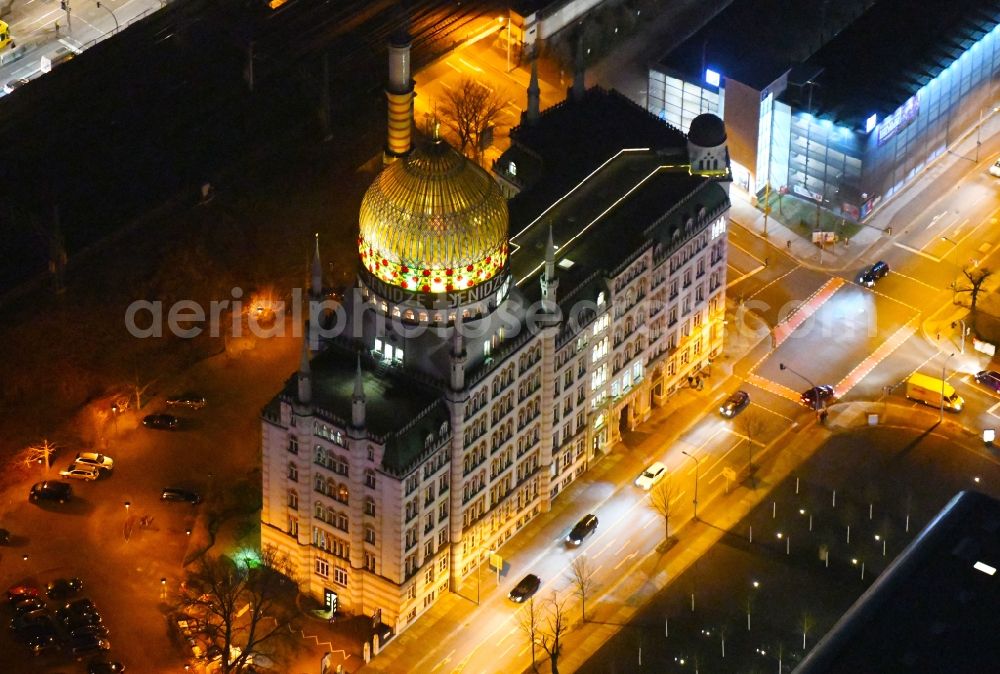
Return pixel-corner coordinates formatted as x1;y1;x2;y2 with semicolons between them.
358;139;509;294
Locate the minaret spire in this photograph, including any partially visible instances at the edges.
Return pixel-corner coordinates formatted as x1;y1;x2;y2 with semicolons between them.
310;233;323;301
297;335;312;405
527;56;540;124
352;354;366;429
449;327;466;392
385;31;415;163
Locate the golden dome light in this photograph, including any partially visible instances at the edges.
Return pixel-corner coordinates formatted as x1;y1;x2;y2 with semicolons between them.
358;138;509;295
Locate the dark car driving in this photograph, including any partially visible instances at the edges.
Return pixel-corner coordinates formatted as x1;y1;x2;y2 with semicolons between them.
508;574;541;603
975;370;1000;393
800;385;835;408
142;414;179;430
566;514;599;546
719;390;751;418
29;481;72;504
858;260;889;287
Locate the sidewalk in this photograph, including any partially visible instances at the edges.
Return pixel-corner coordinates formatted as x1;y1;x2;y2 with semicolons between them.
730;109;1000;274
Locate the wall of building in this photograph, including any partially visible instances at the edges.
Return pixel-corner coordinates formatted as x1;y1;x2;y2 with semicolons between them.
647;68;721;132
721;78;762;192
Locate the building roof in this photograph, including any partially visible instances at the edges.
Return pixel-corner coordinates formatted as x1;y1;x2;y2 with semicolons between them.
503;87;689;228
652;0;862;91
499;89;728;315
278;341;449;476
793;0;1000;126
358;137;509;295
798;491;1000;674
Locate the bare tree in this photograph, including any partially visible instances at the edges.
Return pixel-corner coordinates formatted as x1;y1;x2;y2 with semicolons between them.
953;265;993;332
176;546;297;674
438;77;509;161
647;477;675;546
516;595;541;670
22;438;58;473
737;408;767;488
568;556;596;624
538;592;569;674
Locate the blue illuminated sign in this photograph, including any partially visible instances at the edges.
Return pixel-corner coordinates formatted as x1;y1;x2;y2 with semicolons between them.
705;69;720;87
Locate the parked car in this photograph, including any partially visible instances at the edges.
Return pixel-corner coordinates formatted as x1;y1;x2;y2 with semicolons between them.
166;393;207;409
13;598;46;616
29;481;72;504
75;452;114;471
47;578;83;599
800;385;835;408
0;527;9;544
143;414;179;430
68;632;111;657
161;488;201;504
59;463;101;481
508;574;541;603
10;608;50;631
975;370;1000;393
635;461;668;490
88;661;126;674
71;623;110;640
7;585;41;603
61;610;103;632
858;260;889;287
719;390;751;418
990;158;1000;177
566;514;599;546
63;598;98;615
15;618;60;654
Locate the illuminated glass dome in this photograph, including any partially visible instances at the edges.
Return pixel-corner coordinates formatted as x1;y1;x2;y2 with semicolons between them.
358;138;509;295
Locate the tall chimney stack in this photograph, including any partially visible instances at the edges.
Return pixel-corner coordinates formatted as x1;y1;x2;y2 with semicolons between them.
385;32;414;163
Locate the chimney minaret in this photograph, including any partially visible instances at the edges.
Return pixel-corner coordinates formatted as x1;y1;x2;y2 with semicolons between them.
385;32;415;163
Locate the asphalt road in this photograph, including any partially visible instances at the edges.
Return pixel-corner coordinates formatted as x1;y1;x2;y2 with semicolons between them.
577;422;1000;673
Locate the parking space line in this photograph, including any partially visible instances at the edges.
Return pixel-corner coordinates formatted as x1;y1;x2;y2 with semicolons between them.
988;400;1000;419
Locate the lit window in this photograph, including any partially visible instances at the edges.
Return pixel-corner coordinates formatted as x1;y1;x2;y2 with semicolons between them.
509;161;517;176
865;114;877;133
705;68;720;87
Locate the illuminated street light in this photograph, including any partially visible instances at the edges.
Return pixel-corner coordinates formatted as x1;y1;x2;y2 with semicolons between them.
681;451;701;519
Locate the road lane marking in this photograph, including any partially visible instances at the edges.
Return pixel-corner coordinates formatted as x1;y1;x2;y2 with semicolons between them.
431;650;455;672
988;400;1000;419
457;57;484;73
894;241;941;262
613;552;637;570
615;539;632;555
885;270;941;292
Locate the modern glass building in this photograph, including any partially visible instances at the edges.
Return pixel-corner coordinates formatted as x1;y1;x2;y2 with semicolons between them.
649;0;1000;222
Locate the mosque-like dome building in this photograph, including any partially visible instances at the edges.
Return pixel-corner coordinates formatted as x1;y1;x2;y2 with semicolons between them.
358;136;509;297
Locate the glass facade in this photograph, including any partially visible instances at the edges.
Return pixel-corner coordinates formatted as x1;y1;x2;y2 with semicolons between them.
648;71;721;132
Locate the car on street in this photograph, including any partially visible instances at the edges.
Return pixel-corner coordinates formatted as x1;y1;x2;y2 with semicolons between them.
990;158;1000;177
47;578;83;599
566;514;599;546
508;573;541;603
635;461;668;490
88;661;126;674
29;481;72;503
15;619;60;654
59;463;102;481
3;78;28;93
800;385;835;408
10;608;51;631
166;393;207;409
858;260;889;287
719;390;751;418
161;487;202;504
143;413;179;430
75;452;114;471
7;585;41;603
974;370;1000;393
68;632;111;657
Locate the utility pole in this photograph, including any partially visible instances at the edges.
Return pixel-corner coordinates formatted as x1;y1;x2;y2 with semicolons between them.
60;0;72;30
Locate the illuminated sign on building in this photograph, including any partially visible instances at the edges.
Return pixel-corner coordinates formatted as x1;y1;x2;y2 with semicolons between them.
705;68;720;87
877;95;919;146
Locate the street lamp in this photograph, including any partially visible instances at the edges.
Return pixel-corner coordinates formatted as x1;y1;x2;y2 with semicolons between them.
779;363;823;419
681;450;701;520
940;352;955;423
96;1;119;33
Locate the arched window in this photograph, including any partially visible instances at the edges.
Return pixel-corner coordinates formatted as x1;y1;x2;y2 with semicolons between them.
327;477;336;495
315;501;324;519
338;484;349;504
315;476;325;493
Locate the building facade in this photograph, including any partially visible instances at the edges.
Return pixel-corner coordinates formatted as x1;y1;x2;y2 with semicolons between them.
648;0;1000;221
260;43;730;643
